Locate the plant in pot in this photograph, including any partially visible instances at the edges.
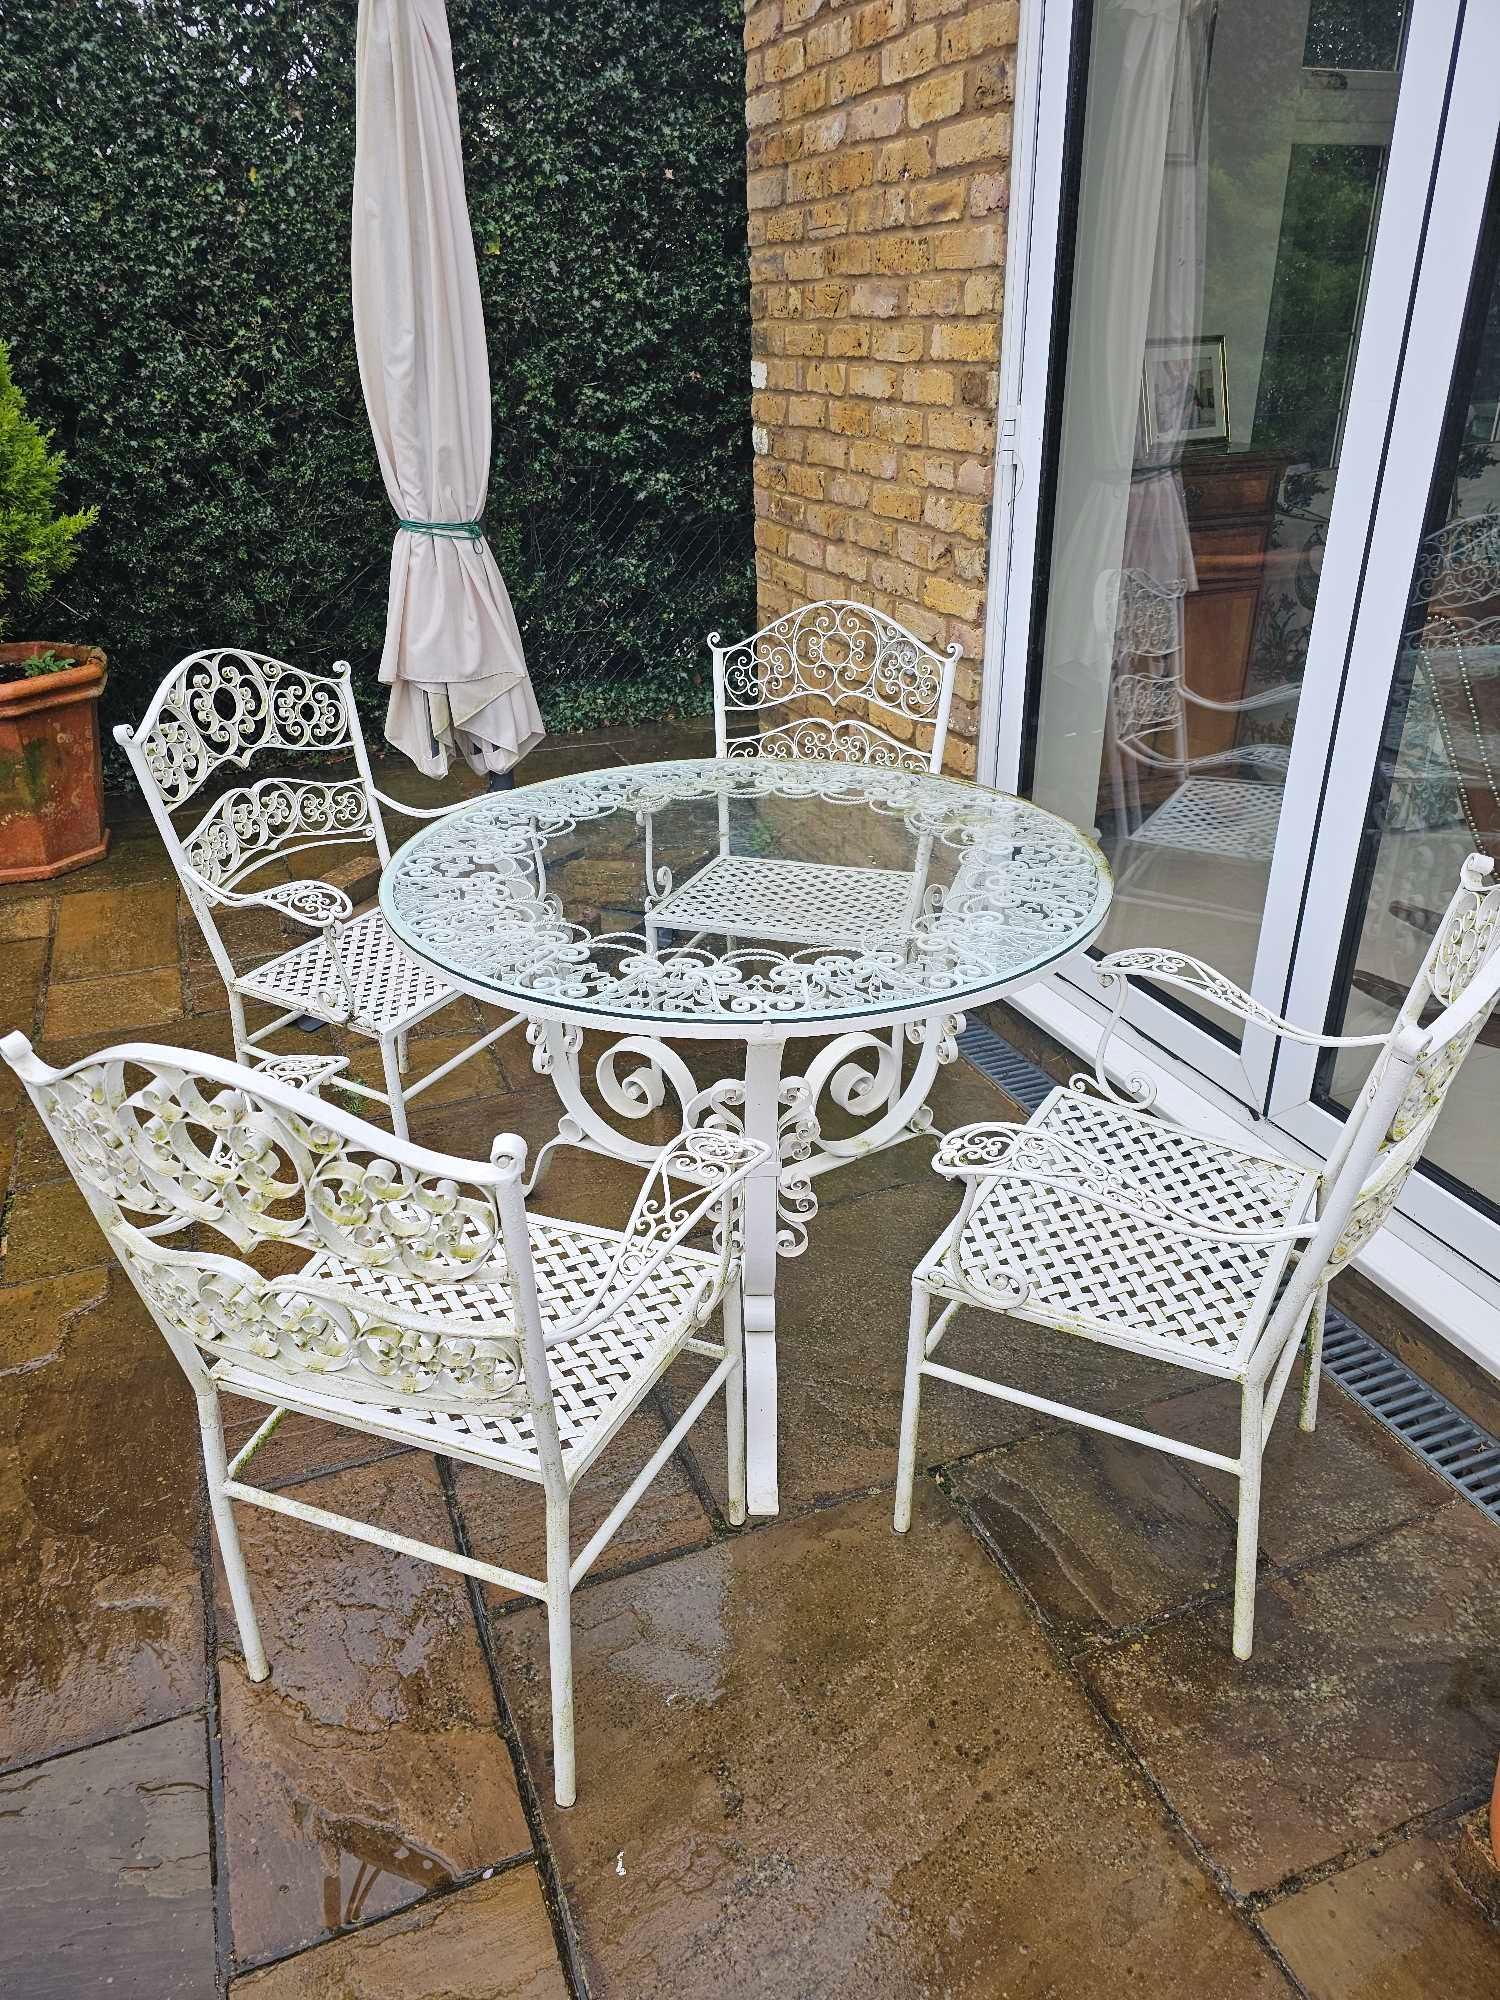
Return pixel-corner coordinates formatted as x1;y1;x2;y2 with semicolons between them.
0;338;103;882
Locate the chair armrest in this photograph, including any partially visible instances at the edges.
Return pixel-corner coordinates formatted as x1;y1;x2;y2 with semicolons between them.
1181;681;1300;714
1096;949;1389;1051
547;1124;771;1344
933;1119;1312;1246
179;864;354;929
369;786;477;822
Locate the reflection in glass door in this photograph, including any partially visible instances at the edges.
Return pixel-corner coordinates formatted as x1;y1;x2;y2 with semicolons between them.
1025;0;1409;1035
1322;154;1500;1214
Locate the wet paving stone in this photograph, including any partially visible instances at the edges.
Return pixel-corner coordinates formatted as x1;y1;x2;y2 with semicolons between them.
0;894;53;941
454;1404;715;1613
221;1397;413;1491
1157;1380;1454;1570
1260;1830;1500;1998
230;1865;568;1998
0;936;48;1036
51;880;180;979
0;1714;216;1999
0;1271;207;1768
948;1410;1238;1647
495;1487;1289;1998
214;1453;531;1966
1;1172;111;1282
41;964;184;1040
1086;1502;1500;1897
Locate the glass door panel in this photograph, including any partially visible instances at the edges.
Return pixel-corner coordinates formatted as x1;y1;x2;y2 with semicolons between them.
1321;155;1500;1213
1025;0;1409;1040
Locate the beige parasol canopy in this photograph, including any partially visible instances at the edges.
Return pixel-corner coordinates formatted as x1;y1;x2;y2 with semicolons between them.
352;0;543;777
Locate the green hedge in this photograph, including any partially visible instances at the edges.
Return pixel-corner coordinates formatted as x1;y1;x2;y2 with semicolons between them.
0;0;754;755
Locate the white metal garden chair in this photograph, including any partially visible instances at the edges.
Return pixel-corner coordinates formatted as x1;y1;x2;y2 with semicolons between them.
644;600;960;952
1103;568;1299;866
117;648;522;1136
894;853;1500;1659
0;1033;765;1807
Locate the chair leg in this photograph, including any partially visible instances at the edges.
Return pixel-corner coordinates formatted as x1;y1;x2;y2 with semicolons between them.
893;1282;931;1533
379;1034;410;1143
544;1487;576;1809
1299;1283;1327;1434
1232;1383;1264;1661
197;1392;269;1682
724;1277;748;1528
396;1031;410;1075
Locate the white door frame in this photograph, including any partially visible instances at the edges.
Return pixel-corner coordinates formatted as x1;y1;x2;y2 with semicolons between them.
982;0;1500;1368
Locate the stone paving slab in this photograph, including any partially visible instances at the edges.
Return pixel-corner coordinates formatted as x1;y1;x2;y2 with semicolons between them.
0;1714;217;2000
495;1486;1291;1999
214;1454;532;1967
1085;1500;1500;1897
230;1866;569;1999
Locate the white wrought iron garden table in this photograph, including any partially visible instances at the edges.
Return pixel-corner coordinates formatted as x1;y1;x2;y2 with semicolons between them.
379;755;1112;1515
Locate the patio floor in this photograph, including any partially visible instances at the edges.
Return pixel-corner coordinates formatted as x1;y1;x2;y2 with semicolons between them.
1;720;1498;1998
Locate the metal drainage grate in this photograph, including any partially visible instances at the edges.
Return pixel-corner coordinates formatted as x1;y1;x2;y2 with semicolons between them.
956;1017;1057;1114
1321;1310;1500;1524
957;1018;1500;1527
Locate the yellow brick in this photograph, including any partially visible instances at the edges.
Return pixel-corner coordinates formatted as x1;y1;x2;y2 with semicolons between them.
829;399;874;436
850;439;899;476
854;0;907;50
828;52;881;103
907;69;964;126
907;275;962;315
807;16;853;64
870;555;921;597
944;734;978;779
931;320;998;361
827;147;877;194
747;168;786;211
806;110;849;153
939;2;1017;63
873;233;932;276
872;321;925;361
876;136;932;183
827;237;874;276
751;391;788;425
909;177;967;225
764;36;806;81
848;361;899;397
783;245;827;279
806;359;848;393
927;409;991;451
933;115;1006;170
788;158;829;201
969;170;1008;216
807;281;853;316
806;501;848;538
827;322;873;356
825;541;870;582
963;271;1003;313
871;485;923;521
745;3;783;54
924;572;982;619
969;54;1012;112
850;280;903;317
783;70;829;118
850;512;896;554
830;471;871;508
881;25;937;85
765;206;806;243
806;431;849;468
784;462;828;499
746;86;784;130
872;402;924;443
901;364;954;405
807;198;851;236
849;93;906;140
784;0;826;25
923;491;986;538
932;222;1005;269
787;393;828;426
784;323;827;356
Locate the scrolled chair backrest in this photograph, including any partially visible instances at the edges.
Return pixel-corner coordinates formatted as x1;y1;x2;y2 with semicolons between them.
1319;853;1500;1278
712;599;959;774
115;649;383;903
0;1034;542;1421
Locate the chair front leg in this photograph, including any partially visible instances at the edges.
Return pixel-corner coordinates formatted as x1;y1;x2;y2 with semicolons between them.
724;1276;748;1528
1232;1382;1264;1661
197;1391;269;1682
893;1281;932;1533
379;1033;410;1143
544;1485;576;1808
1299;1283;1328;1433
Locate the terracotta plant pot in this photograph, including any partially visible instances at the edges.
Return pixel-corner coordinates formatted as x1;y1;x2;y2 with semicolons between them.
0;642;110;882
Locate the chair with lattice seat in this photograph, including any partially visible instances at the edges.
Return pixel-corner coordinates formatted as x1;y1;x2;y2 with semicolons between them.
1;1034;766;1807
1103;568;1298;868
117;648;524;1138
645;600;960;954
894;855;1500;1659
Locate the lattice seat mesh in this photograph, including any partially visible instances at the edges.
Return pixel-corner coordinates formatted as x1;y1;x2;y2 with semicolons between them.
1131;776;1285;862
935;1090;1316;1372
264;1215;721;1472
235;910;452;1031
651;852;914;947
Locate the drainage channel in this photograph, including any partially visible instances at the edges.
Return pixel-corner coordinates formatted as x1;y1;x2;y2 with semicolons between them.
956;1016;1500;1527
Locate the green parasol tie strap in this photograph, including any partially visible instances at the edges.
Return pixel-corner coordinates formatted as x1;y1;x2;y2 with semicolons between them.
396;518;485;541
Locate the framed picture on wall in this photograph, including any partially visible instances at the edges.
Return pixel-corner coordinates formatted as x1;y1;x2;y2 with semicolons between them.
1141;335;1231;450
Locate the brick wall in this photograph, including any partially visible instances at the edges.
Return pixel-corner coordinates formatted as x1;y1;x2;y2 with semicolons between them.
744;0;1018;776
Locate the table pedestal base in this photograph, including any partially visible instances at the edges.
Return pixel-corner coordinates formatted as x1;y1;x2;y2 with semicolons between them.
523;1013;964;1515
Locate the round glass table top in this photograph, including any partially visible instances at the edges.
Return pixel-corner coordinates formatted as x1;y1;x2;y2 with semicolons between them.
379;757;1112;1032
